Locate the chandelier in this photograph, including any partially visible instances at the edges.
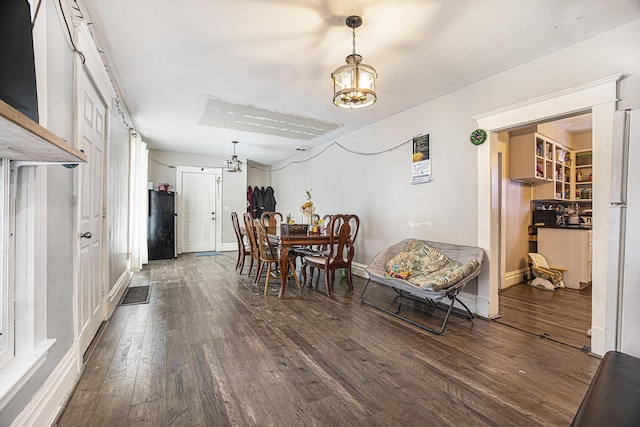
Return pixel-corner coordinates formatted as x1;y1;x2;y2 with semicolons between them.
331;15;378;109
225;140;242;172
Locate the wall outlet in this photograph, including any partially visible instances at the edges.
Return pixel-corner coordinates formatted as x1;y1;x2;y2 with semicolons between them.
224;205;229;211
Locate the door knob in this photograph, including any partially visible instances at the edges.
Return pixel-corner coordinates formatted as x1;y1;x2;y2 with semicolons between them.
80;232;92;239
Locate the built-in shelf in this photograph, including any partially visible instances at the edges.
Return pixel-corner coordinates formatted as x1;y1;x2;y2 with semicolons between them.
0;99;87;163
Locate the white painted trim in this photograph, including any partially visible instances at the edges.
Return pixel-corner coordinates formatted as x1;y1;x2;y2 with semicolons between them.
472;74;622;128
504;268;529;289
473;75;622;356
10;345;79;427
0;338;55;412
218;243;237;252
74;20;115;101
0;160;12;368
458;292;478;316
352;262;367;279
105;269;133;317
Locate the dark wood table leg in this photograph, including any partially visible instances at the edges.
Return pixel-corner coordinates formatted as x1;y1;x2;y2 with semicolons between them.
278;243;290;298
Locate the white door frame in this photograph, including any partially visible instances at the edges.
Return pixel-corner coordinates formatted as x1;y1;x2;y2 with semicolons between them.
73;22;115;363
175;166;222;254
472;74;621;356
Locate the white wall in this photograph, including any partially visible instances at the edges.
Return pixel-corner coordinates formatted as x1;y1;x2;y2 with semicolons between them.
272;18;640;310
148;149;246;247
0;1;133;424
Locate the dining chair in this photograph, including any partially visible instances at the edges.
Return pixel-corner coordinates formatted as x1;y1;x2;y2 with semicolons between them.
292;214;333;263
260;211;283;234
243;212;261;280
231;212;251;273
302;214;360;296
254;220;301;295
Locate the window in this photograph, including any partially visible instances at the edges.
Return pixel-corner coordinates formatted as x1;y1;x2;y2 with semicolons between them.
0;163;55;411
0;159;11;368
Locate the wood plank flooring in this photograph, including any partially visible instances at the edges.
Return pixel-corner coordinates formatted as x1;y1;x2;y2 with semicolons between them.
57;253;600;426
495;283;591;351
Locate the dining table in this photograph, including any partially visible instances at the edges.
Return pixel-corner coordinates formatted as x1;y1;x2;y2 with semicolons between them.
267;227;330;298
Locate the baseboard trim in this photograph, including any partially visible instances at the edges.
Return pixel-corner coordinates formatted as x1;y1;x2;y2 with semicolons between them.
590;326;605;357
218;243;236;252
503;268;529;289
475;294;494;319
106;269;133;317
11;346;80;427
458;292;478;314
352;262;367;278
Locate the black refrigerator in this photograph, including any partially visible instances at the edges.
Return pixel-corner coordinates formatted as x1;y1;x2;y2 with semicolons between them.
147;190;176;260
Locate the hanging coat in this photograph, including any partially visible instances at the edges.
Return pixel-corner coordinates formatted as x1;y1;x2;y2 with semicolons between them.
253;185;264;218
265;186;276;212
247;186;254;216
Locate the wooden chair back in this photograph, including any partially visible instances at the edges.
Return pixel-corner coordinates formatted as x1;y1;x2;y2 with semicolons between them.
255;220;279;263
231;211;244;242
260;211;283;234
326;214;360;265
301;214;360;296
243;212;260;262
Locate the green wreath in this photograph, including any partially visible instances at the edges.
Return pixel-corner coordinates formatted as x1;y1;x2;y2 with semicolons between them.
470;129;487;145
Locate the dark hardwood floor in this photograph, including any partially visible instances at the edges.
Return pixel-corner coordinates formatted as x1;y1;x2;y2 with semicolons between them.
495;283;592;351
57;253;600;426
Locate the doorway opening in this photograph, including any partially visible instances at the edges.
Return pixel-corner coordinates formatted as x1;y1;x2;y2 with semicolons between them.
495;113;593;350
473;74;620;356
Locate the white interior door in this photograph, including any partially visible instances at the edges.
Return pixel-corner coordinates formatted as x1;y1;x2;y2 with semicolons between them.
181;171;217;253
77;71;106;355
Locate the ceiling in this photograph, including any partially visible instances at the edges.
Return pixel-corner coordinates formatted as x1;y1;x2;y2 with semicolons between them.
80;0;640;165
552;114;593;134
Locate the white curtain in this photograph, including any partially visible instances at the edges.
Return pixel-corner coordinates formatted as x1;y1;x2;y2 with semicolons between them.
129;131;148;271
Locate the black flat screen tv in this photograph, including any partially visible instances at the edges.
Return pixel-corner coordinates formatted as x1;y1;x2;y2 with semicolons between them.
0;0;39;122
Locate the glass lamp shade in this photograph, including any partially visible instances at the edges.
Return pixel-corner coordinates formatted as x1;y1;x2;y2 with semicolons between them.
226;155;242;172
331;54;377;109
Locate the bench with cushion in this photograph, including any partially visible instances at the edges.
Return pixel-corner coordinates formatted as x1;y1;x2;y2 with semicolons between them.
360;238;484;334
572;350;640;427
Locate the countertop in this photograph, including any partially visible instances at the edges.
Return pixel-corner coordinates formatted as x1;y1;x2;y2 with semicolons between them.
534;224;592;230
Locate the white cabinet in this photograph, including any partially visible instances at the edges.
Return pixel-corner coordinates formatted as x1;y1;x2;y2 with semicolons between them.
538;228;592;289
510;132;554;183
574;149;593;200
510;132;571;200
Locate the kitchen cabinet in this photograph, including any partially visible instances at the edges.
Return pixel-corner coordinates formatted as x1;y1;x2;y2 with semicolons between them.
538;228;592;289
574;149;593;200
510;131;571;200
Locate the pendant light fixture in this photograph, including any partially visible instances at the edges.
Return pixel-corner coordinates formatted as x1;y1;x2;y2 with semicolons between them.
225;140;242;172
331;15;378;109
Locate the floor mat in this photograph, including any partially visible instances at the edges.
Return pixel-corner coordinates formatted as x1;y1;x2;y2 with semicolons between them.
120;285;151;305
195;251;223;256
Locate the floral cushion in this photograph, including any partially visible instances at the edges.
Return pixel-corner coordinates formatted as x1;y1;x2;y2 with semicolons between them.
385;239;480;291
385;240;451;278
